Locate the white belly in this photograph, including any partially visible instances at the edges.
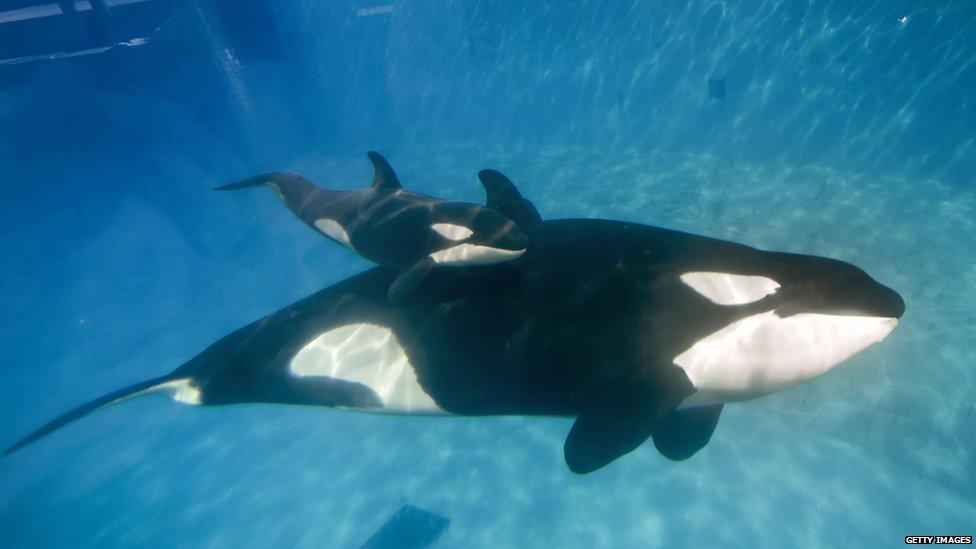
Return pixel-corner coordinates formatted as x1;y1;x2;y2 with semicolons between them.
674;311;898;408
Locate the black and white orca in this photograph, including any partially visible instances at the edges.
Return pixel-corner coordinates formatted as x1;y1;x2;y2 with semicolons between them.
3;172;904;473
216;152;534;302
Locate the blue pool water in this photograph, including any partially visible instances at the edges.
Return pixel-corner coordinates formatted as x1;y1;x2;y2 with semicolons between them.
1;1;974;547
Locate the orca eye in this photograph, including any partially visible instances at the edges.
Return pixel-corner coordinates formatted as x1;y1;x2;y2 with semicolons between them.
680;272;780;305
431;223;474;241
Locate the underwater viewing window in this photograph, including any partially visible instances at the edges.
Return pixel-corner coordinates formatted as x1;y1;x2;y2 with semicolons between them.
0;1;974;547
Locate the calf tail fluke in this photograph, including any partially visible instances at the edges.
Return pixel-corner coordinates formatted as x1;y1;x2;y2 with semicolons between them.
3;375;177;456
214;172;324;215
215;172;301;191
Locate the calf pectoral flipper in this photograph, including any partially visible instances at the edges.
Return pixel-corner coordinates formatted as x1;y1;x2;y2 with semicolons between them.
387;257;436;303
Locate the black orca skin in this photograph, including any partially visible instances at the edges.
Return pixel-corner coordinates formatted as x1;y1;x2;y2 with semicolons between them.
3;216;904;473
216;153;532;302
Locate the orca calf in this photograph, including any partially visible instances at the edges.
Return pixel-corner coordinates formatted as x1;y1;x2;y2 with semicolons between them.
3;174;904;473
216;152;534;302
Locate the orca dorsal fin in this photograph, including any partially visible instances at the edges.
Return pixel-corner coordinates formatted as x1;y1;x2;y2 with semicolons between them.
477;169;541;232
367;151;402;190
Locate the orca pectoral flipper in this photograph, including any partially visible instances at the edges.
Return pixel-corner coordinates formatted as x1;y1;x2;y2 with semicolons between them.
563;366;696;474
652;404;723;461
564;379;663;474
387;257;436;303
477;169;541;232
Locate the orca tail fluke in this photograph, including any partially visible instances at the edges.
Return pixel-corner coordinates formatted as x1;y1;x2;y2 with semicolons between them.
3;375;181;456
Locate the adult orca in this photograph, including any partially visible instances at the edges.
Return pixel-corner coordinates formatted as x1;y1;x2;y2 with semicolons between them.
3;173;904;473
216;152;532;302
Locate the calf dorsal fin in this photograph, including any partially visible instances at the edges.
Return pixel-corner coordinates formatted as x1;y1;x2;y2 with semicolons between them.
477;169;541;232
367;151;402;190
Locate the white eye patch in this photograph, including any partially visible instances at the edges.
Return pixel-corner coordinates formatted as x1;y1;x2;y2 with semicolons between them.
431;223;473;241
680;272;780;305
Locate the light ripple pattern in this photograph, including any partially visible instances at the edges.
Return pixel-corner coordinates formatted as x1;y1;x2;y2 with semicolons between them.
1;146;973;546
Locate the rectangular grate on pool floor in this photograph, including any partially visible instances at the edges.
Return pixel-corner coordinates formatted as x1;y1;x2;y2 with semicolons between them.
360;504;450;549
